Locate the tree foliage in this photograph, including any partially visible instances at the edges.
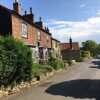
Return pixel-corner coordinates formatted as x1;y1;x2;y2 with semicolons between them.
81;51;90;58
82;40;97;57
95;44;100;54
48;53;64;70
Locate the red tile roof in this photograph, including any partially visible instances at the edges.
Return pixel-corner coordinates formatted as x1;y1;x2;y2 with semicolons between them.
60;42;80;51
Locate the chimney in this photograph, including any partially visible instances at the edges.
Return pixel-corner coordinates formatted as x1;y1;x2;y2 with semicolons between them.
23;7;34;22
30;7;32;14
13;0;20;14
69;36;73;50
35;17;43;28
45;27;47;31
24;10;27;16
45;26;49;33
46;27;50;33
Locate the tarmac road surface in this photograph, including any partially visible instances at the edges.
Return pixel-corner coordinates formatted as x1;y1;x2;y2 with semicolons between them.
2;59;100;100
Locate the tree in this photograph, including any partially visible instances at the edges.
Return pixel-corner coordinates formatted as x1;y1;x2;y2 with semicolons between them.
82;40;97;57
96;44;100;54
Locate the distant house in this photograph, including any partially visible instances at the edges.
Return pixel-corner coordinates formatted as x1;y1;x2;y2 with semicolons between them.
60;37;80;60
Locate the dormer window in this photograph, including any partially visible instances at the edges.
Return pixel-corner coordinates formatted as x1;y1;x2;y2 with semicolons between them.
21;23;28;38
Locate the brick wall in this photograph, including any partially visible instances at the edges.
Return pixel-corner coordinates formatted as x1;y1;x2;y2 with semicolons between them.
36;28;52;48
11;15;36;46
40;30;52;48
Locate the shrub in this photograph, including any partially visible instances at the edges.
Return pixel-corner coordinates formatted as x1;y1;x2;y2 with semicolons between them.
48;54;64;70
81;51;91;58
0;37;32;87
76;57;84;62
32;63;53;77
67;60;73;66
58;59;65;69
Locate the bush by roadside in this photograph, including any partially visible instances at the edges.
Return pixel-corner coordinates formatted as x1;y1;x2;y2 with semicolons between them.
32;63;53;78
64;60;74;66
0;37;33;87
76;57;84;62
76;51;91;62
48;54;65;70
81;51;91;58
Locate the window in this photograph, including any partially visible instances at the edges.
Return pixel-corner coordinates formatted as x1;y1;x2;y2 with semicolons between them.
21;23;28;38
56;42;58;48
47;36;49;42
37;31;41;41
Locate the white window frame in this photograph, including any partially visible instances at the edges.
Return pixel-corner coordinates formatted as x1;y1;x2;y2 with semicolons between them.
21;22;28;38
37;30;41;41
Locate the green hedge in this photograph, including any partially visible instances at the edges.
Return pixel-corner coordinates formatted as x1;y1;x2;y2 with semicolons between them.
0;37;32;87
81;51;91;58
32;63;53;77
48;54;64;70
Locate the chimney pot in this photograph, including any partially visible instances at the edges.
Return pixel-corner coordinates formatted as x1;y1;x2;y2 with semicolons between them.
45;27;47;30
23;9;34;22
30;7;32;14
15;0;19;2
25;10;27;15
39;17;42;22
46;27;49;32
69;36;73;49
13;0;20;14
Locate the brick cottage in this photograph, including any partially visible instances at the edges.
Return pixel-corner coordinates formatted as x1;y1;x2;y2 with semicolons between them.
0;0;81;63
0;0;61;63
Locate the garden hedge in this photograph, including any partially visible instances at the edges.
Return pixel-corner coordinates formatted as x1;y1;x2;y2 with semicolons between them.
48;53;64;70
0;37;32;87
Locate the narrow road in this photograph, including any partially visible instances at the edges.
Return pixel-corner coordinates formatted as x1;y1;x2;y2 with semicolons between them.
2;59;100;100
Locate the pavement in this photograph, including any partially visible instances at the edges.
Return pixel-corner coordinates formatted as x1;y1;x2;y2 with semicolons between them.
2;59;100;100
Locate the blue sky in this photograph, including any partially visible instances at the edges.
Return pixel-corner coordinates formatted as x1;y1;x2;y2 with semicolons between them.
0;0;100;43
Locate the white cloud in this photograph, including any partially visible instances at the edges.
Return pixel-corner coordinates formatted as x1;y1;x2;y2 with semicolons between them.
47;17;100;43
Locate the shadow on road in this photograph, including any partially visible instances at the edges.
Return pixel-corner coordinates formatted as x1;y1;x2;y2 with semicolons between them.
46;79;100;100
